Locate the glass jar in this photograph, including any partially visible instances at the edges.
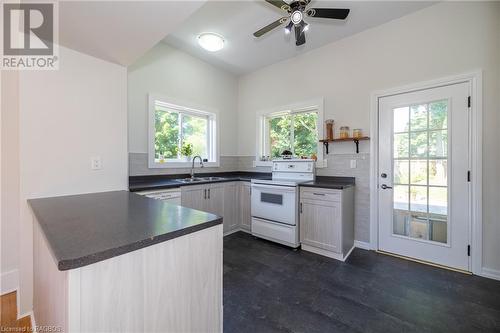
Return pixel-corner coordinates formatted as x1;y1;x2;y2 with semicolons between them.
353;128;363;139
325;119;334;140
339;126;350;139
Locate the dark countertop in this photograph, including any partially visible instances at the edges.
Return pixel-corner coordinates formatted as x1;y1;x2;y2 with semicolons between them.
299;176;355;190
28;191;222;271
129;171;272;192
129;172;354;191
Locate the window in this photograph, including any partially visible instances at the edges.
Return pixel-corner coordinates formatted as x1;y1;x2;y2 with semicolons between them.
257;99;324;166
148;95;218;168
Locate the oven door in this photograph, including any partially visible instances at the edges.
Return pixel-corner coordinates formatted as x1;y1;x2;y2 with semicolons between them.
251;183;297;225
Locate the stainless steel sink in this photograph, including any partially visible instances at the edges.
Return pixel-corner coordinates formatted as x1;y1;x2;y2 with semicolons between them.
176;176;226;183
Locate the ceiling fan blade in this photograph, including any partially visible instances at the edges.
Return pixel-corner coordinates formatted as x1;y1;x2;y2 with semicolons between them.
253;17;288;37
306;8;350;20
294;25;305;46
265;0;291;12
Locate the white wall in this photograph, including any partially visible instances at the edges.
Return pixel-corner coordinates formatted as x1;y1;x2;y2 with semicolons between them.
16;45;128;315
237;2;500;272
128;43;238;157
1;70;21;295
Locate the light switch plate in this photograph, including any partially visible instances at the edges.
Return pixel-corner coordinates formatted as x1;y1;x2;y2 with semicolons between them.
350;160;357;169
91;156;102;170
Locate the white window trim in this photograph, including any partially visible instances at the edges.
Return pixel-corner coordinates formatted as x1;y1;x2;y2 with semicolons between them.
148;93;220;168
255;98;326;168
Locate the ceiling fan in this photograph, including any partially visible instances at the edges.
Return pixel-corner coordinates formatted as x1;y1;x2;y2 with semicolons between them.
253;0;350;46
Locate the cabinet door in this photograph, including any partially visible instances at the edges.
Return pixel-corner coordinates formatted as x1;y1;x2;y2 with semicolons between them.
239;182;251;231
223;182;239;233
181;185;206;211
300;200;341;253
205;184;224;217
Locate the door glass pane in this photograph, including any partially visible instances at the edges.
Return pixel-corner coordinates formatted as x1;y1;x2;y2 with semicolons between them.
391;101;449;244
410;160;427;185
429;130;448;157
394;160;409;184
410;132;428;157
410;186;427;213
429;100;447;130
429;160;447;186
393;107;409;133
410;104;427;131
394;133;409;158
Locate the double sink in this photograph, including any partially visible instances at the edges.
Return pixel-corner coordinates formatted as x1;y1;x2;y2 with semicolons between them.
176;176;227;183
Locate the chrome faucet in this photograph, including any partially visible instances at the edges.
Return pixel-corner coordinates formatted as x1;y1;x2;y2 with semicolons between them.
191;155;204;179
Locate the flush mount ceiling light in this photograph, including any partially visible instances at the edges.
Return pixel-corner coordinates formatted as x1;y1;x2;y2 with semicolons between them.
197;32;225;52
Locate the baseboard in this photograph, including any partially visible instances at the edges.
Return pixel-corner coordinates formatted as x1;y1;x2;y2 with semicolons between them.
301;244;354;262
223;228;241;237
479;267;500;281
30;312;37;331
354;240;371;250
223;227;251;237
1;269;19;295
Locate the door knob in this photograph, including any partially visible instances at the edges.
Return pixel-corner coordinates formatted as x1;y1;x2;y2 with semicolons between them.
381;173;387;178
381;184;393;189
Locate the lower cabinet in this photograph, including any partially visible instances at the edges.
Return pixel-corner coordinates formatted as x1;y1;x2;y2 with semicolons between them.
239;182;251;231
299;186;354;261
223;182;238;233
181;182;244;235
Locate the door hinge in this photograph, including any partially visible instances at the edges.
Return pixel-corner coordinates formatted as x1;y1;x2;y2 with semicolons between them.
468;96;471;108
300;202;303;214
467;245;471;256
467;171;471;182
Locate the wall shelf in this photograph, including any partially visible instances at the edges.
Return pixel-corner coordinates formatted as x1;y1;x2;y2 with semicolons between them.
319;137;370;154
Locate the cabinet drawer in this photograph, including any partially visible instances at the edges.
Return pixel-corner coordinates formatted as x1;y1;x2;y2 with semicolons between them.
300;187;340;202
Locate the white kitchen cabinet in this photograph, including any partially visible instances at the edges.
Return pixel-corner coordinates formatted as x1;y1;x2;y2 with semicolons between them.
239;182;251;232
223;182;239;233
180;185;206;211
181;182;240;235
205;183;225;217
299;186;354;261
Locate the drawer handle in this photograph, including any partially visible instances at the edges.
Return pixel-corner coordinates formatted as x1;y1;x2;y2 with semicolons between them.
313;193;326;196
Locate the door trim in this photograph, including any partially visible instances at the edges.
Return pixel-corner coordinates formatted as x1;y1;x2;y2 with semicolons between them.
369;70;483;275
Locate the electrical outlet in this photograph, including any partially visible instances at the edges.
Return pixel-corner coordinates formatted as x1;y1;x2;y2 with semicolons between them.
91;156;102;170
350;160;357;169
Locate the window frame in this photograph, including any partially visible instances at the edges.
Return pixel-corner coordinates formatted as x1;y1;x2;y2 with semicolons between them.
255;98;325;168
148;94;219;168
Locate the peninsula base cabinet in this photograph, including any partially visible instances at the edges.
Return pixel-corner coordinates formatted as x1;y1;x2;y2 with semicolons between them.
299;186;354;261
33;220;223;333
181;182;247;235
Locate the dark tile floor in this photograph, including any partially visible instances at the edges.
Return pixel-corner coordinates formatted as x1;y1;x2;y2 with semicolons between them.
223;232;500;333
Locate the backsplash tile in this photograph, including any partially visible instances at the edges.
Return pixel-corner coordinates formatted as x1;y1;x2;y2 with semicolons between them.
129;152;370;243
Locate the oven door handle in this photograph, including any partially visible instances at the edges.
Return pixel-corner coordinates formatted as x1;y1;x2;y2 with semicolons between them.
251;183;296;193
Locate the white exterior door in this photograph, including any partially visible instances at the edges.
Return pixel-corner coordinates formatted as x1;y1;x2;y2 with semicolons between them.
378;82;471;271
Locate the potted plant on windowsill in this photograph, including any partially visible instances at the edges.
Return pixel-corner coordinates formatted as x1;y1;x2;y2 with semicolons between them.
180;142;193;162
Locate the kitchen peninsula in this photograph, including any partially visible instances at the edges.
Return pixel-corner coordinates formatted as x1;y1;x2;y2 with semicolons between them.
28;190;222;332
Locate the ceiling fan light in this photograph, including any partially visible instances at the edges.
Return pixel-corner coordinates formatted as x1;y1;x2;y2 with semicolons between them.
284;21;293;34
302;22;309;32
291;10;303;25
197;32;225;52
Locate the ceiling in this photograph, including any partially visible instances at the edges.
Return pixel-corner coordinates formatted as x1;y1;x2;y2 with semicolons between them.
163;1;435;75
58;1;206;66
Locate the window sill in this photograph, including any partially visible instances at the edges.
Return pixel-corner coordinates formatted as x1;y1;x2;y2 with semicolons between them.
148;161;220;169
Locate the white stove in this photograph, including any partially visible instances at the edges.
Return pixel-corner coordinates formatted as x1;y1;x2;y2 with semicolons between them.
250;159;315;248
